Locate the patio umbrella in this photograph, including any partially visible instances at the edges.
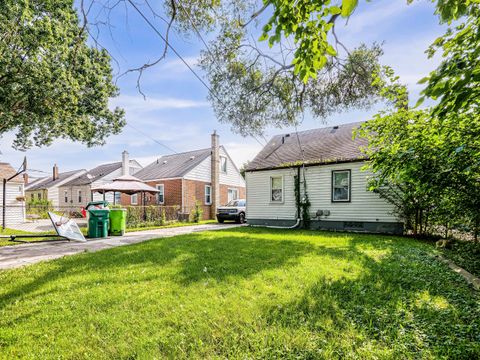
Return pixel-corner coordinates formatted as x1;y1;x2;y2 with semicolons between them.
91;174;159;195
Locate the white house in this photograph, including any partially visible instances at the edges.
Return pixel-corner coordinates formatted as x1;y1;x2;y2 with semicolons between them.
0;162;26;226
25;166;86;209
59;151;143;208
245;122;403;234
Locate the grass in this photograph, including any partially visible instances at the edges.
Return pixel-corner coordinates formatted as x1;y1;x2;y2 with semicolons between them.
439;240;480;278
0;227;478;359
125;220;217;232
0;228;57;247
0;221;218;247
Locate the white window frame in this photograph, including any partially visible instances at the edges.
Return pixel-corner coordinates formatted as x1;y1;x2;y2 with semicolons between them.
220;156;228;173
332;170;351;202
156;184;165;204
131;193;138;205
64;190;68;203
78;190;82;203
228;188;239;203
205;185;212;205
114;192;121;205
270;176;284;203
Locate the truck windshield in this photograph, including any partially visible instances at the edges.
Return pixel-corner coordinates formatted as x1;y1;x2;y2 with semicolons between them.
226;200;245;207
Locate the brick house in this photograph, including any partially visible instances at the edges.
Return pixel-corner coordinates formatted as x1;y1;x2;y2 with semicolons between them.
130;132;246;220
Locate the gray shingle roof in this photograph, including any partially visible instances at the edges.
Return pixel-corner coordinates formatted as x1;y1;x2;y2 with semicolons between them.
135;148;213;181
62;162;123;186
26;169;85;190
246;121;368;171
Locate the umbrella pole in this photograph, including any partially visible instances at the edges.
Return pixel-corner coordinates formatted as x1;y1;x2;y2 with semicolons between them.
143;192;146;221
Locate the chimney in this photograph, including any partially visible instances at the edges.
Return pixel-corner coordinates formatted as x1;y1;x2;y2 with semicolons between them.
211;131;220;218
23;173;29;185
122;150;129;176
53;164;59;181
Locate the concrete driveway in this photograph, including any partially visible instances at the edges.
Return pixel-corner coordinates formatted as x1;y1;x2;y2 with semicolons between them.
0;223;242;270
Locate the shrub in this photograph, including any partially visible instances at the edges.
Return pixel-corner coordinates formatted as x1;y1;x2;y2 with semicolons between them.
190;201;203;223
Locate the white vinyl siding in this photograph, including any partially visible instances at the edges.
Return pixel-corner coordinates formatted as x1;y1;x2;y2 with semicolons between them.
0;183;25;225
246;168;297;220
184;147;246;188
246;162;398;222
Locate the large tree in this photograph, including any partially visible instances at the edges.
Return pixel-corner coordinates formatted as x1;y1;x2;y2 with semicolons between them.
0;0;125;150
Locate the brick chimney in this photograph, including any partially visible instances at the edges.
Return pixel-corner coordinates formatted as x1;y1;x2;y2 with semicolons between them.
53;164;59;181
211;131;220;218
122;150;129;176
23;173;29;185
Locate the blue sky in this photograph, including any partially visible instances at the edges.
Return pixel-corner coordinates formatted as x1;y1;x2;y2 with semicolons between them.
1;0;447;178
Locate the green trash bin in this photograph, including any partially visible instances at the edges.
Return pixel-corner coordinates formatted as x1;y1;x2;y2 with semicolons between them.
109;208;126;236
88;209;110;238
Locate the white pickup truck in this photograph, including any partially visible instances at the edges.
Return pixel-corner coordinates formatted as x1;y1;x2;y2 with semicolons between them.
216;199;246;224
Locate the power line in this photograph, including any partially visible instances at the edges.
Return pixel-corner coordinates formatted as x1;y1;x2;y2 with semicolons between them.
125;123;178;153
127;0;295;167
127;0;217;100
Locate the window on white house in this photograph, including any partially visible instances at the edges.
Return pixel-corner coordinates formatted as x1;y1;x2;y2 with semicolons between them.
205;185;212;205
78;190;82;203
30;193;34;201
37;193;42;200
332;170;351;202
114;192;121;205
64;190;68;203
228;188;238;203
220;156;227;173
157;184;165;204
271;176;283;202
131;193;138;205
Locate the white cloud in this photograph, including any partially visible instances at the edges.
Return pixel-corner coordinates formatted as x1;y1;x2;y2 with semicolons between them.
340;0;423;34
223;141;262;168
111;94;209;112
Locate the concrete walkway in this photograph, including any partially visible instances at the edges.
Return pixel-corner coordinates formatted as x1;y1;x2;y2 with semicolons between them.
0;223;241;270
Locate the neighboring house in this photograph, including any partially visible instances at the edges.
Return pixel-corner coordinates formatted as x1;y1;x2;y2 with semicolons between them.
133;131;246;220
59;151;142;209
25;166;87;209
245;122;403;234
0;162;26;226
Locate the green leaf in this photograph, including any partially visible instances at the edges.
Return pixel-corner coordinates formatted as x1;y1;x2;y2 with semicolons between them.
414;96;425;108
341;0;358;18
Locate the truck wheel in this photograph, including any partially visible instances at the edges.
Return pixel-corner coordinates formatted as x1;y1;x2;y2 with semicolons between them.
218;218;224;223
237;213;246;224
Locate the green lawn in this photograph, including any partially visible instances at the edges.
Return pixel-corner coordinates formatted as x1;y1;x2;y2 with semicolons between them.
0;228;478;359
0;221;218;247
0;228;57;247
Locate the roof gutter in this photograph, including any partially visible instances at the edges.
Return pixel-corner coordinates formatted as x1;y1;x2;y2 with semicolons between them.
245;158;367;173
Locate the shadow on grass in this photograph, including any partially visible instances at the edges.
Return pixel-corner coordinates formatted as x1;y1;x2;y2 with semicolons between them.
0;229;314;309
264;239;480;358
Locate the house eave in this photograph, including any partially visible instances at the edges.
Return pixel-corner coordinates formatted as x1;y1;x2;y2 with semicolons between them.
245;158;368;173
